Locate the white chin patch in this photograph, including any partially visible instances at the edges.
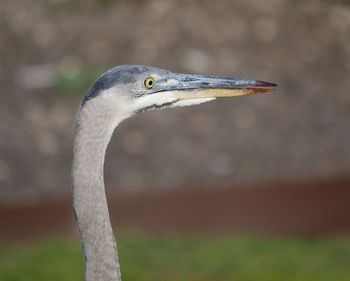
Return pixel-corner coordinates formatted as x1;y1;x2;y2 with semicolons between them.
171;98;216;108
131;92;216;113
132;92;177;112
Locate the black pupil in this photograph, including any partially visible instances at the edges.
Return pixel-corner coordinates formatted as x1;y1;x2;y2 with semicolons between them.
148;80;153;86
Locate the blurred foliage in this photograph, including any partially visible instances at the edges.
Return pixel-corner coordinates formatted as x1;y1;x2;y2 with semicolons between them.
56;64;110;97
46;0;114;11
1;235;350;281
47;0;82;10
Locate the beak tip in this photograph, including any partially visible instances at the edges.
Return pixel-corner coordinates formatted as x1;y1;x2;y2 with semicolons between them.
255;80;278;88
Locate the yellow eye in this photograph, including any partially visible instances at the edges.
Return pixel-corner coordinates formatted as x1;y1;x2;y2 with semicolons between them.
144;77;155;89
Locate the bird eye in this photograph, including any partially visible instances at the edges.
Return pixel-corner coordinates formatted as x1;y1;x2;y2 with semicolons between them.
144;77;155;89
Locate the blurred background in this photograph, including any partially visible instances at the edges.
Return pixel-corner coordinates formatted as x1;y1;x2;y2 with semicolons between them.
1;0;350;280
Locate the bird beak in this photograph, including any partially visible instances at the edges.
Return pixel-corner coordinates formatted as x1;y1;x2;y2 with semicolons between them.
157;73;277;100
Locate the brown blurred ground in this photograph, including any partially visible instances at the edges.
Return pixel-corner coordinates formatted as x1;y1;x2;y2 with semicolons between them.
1;179;349;241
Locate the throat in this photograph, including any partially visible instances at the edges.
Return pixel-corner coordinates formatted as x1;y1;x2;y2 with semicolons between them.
72;108;122;281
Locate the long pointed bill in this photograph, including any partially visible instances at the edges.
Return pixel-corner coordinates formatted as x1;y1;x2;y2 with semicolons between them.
156;73;277;100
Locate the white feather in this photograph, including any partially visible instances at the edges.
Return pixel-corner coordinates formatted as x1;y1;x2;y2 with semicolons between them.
171;98;215;107
99;88;216;117
131;92;177;111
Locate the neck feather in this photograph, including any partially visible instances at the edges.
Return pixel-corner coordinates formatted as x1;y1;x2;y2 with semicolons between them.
72;100;125;281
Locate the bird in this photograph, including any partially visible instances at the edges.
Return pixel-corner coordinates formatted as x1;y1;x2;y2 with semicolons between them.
72;64;277;281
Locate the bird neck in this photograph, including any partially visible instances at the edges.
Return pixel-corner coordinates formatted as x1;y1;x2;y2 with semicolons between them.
72;103;125;281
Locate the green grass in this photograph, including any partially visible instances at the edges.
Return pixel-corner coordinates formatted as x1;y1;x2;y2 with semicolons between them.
1;234;350;281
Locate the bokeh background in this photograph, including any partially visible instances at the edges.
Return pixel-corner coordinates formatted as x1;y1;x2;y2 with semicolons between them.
1;0;350;280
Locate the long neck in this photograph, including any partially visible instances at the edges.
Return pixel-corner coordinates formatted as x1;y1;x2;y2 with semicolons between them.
72;103;124;281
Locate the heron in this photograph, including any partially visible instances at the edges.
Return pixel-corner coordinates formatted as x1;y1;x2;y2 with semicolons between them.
72;64;277;281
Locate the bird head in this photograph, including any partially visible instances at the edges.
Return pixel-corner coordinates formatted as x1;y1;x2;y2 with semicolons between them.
81;65;277;119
